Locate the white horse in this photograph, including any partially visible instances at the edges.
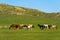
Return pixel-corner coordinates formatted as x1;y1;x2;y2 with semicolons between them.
51;24;57;29
27;24;34;30
44;24;49;29
44;24;57;29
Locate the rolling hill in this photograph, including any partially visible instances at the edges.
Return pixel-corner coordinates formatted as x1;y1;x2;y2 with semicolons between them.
0;3;60;25
0;4;60;17
0;4;45;16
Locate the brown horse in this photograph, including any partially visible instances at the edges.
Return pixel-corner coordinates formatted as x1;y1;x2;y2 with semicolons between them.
9;24;23;30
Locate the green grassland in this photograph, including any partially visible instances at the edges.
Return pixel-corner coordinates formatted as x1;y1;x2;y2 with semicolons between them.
0;14;60;40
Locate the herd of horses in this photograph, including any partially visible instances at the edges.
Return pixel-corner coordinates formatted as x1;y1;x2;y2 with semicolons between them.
9;24;34;30
9;24;57;30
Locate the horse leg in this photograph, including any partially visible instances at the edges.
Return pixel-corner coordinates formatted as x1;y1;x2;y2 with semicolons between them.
9;27;11;29
41;27;44;30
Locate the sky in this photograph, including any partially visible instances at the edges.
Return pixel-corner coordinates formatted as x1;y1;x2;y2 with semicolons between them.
0;0;60;12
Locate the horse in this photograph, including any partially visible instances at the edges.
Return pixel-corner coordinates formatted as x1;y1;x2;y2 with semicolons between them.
44;24;57;29
43;24;49;29
25;24;34;30
9;24;23;30
50;24;57;29
38;24;45;30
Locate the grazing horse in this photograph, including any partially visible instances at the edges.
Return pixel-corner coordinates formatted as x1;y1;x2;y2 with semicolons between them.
44;24;51;29
44;24;49;29
9;24;23;30
44;24;57;29
25;24;34;30
38;24;45;30
51;24;57;29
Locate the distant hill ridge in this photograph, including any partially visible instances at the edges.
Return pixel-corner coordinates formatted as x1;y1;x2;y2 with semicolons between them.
0;4;60;17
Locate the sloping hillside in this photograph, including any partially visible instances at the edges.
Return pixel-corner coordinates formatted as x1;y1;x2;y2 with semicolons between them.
0;4;60;25
0;4;60;17
0;4;45;16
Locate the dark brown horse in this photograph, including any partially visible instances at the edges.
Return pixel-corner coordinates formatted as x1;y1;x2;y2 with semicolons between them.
9;24;23;30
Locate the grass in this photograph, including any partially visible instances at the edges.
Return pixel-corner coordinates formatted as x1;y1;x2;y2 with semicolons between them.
0;14;60;40
0;29;60;40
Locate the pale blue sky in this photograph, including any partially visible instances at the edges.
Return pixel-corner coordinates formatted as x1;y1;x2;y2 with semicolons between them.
0;0;60;12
